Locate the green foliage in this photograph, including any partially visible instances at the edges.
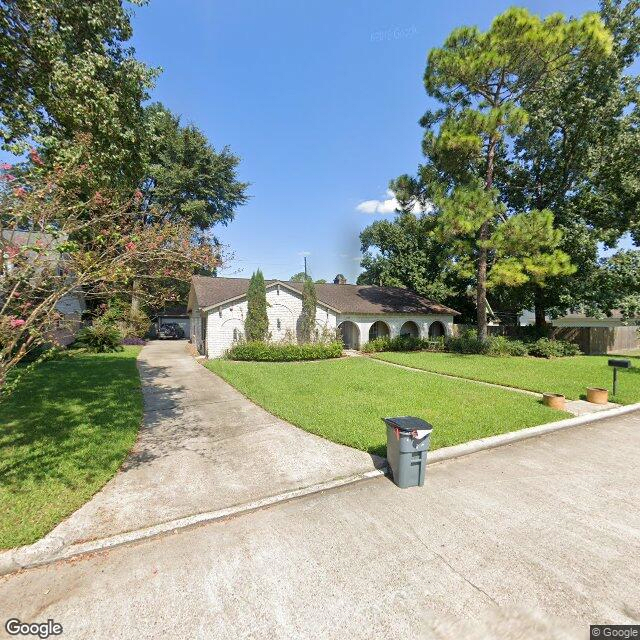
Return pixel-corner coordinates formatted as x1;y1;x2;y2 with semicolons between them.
445;330;490;355
0;0;156;189
357;210;473;318
244;270;269;342
226;341;343;362
75;323;123;353
594;250;640;320
396;6;613;339
502;0;640;322
361;336;444;353
484;336;529;357
526;337;582;358
99;300;150;338
141;103;249;231
444;330;577;357
299;278;317;343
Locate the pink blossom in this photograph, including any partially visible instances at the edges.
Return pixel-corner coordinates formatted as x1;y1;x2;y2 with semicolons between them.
0;162;12;170
10;318;26;329
2;173;16;181
13;186;27;198
133;189;143;202
125;241;137;251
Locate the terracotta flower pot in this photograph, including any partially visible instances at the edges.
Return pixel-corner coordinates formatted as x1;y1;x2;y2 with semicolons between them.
587;387;609;404
543;393;565;410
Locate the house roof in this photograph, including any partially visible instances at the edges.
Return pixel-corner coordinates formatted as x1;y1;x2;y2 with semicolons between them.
190;276;460;316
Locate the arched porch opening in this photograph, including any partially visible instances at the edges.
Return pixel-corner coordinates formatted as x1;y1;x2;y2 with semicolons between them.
338;321;360;350
428;321;445;338
400;320;420;338
369;320;390;341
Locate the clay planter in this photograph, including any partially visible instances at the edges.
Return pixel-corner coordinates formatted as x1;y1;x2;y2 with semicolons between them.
587;387;609;404
543;393;566;410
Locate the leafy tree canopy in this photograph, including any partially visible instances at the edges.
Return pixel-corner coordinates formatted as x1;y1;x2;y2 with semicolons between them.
140;103;249;231
392;7;613;338
0;0;156;189
499;0;640;323
357;210;476;320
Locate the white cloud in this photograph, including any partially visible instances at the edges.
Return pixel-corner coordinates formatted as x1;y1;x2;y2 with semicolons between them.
356;190;430;215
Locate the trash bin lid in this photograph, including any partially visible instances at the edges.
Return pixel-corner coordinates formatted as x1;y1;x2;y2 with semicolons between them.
382;416;433;432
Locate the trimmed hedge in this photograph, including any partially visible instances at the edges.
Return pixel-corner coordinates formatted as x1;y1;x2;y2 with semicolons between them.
445;330;581;358
526;337;582;358
362;335;444;353
226;341;343;362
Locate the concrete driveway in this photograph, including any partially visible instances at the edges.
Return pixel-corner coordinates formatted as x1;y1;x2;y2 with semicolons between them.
43;341;381;547
1;411;638;639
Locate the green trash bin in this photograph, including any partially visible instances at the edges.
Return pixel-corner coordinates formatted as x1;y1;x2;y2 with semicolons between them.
383;416;433;488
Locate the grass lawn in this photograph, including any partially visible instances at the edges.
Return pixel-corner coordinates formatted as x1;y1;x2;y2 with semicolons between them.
0;347;143;549
373;352;640;405
206;357;567;458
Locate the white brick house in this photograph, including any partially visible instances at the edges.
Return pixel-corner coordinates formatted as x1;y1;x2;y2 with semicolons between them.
188;276;459;358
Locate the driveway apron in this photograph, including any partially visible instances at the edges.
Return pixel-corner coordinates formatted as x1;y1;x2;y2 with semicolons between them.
47;341;380;546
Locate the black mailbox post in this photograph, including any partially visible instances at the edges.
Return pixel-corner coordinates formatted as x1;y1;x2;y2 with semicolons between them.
608;358;632;397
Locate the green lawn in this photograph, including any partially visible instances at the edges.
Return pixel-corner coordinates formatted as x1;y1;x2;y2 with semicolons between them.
206;357;567;458
0;347;143;549
373;352;640;405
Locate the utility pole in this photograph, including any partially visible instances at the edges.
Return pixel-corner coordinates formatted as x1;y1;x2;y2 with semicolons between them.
304;256;308;278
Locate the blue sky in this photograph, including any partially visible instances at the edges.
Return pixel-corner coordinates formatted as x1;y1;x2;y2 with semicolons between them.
5;1;630;282
131;0;638;283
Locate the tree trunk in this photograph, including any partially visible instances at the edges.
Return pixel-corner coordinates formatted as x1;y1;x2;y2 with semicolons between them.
477;134;498;341
131;278;141;315
477;222;489;341
534;287;546;328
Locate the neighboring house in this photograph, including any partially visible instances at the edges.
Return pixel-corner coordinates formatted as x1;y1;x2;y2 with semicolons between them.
152;306;190;336
187;275;460;357
1;230;86;345
519;308;637;328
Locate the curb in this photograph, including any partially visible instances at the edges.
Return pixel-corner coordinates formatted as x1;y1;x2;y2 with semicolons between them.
427;401;640;465
2;401;638;577
0;467;386;577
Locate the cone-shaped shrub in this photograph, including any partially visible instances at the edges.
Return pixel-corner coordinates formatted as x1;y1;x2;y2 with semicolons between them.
245;270;269;341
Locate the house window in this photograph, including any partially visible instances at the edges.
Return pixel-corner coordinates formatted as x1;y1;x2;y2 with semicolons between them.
277;319;281;330
218;309;222;318
233;328;239;342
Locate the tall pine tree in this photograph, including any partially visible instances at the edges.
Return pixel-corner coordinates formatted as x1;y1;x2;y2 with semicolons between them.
395;8;613;339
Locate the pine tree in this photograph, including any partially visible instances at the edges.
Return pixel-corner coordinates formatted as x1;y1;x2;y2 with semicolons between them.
395;7;613;340
299;278;317;343
245;270;269;341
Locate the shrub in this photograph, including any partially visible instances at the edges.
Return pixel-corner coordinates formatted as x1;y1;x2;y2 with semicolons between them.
121;336;147;346
445;330;488;354
445;331;529;356
362;335;444;353
226;340;343;361
485;335;528;357
245;270;269;341
75;323;123;353
527;337;581;358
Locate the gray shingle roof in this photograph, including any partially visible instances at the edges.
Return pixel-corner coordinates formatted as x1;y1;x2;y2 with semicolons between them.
191;276;459;316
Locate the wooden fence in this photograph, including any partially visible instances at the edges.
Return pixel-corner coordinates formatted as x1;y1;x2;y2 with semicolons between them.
453;324;639;355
